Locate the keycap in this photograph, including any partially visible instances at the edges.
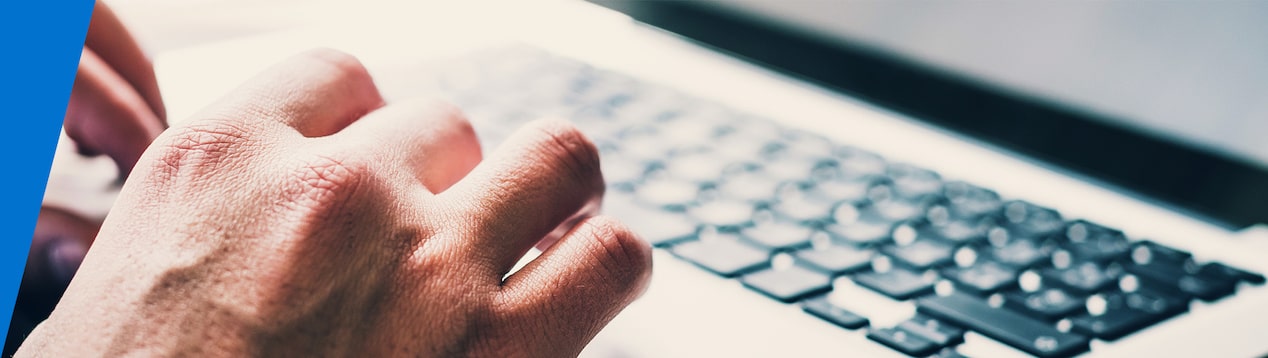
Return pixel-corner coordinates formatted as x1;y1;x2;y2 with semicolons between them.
943;260;1018;295
922;219;989;245
714;133;775;162
811;177;873;204
867;199;930;223
670;236;769;277
888;163;944;199
658;115;726;148
741;220;814;250
715;171;783;202
1041;262;1121;293
688;199;754;230
603;196;697;246
896;315;966;347
772;195;836;223
794;244;874;275
884;240;956;269
599;152;647;185
1125;260;1236;302
854;267;935;300
763;156;829;182
984;239;1051;268
741;265;833;303
664;151;735;182
918;291;1091;357
834;147;888;180
802;296;870;329
1057;220;1130;262
942;181;1003;219
637;178;700;208
1201;262;1266;285
620;131;675;161
1130;240;1193;265
825;219;894;245
1002;288;1086;321
1069;289;1188;341
1000;201;1064;238
868;327;941;357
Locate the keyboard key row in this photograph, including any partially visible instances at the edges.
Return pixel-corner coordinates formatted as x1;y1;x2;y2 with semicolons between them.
443;48;1267;357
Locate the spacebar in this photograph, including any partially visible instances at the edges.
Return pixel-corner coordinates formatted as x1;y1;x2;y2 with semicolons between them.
917;292;1090;357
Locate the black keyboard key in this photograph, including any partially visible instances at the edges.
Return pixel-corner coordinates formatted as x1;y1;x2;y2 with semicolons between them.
1126;260;1236;302
741;265;833;303
802;296;870;329
985;239;1051;268
1057;220;1131;262
1130;240;1192;265
794;244;873;274
1069;289;1187;341
1201;262;1266;285
896;315;965;347
884;240;956;269
918;291;1090;357
1001;201;1064;238
670;236;769;277
854;266;936;300
942;260;1018;295
1041;261;1122;293
1003;288;1087;321
604;196;697;246
868;327;941;357
741;220;814;250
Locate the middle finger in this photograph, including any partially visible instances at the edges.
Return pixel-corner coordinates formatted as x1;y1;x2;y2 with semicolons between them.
437;119;604;275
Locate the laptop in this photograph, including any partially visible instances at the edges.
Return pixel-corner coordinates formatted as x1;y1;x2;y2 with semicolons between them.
45;1;1268;357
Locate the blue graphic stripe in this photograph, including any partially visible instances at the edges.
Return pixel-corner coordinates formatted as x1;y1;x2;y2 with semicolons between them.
0;0;97;347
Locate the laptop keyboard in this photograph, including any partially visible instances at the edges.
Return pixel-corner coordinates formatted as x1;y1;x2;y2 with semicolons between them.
418;46;1266;357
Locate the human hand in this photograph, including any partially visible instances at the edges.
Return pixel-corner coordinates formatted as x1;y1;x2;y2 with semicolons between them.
9;1;166;351
17;49;652;357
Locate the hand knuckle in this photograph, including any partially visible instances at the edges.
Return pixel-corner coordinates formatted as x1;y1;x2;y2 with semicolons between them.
284;153;369;210
152;120;252;177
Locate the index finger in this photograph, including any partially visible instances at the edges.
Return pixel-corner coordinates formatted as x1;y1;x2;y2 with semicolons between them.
84;0;165;123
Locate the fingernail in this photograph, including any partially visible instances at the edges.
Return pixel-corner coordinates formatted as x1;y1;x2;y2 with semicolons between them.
47;238;88;285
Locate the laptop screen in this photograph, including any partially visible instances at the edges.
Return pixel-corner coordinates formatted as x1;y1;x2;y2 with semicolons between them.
715;1;1268;170
591;1;1268;229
